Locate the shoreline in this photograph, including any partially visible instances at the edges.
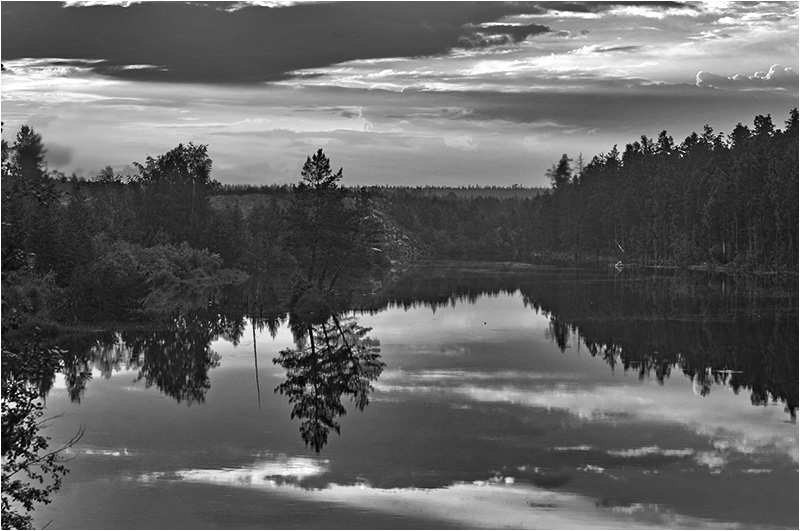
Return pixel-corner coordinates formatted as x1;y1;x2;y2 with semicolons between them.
410;257;799;277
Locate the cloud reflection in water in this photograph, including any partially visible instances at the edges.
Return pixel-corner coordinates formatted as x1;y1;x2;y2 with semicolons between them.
133;459;738;529
373;371;799;467
137;454;329;487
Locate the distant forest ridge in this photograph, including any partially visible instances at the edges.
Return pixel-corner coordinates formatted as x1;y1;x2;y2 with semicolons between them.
209;108;799;272
158;182;549;199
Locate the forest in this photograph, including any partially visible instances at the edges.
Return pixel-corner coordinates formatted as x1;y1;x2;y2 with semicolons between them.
379;109;799;269
206;106;799;271
2;109;797;329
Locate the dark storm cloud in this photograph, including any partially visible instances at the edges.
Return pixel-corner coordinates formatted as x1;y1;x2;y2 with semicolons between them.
1;1;548;84
539;1;696;14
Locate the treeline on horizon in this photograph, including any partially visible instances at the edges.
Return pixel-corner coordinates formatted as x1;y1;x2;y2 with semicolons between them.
2;109;798;326
211;183;547;198
214;109;799;270
213;107;799;270
380;109;798;270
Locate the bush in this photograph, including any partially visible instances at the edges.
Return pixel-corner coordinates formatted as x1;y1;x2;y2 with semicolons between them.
1;257;65;330
68;237;247;321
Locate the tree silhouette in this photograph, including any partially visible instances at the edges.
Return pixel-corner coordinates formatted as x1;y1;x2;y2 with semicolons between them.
545;154;572;190
132;142;214;246
274;313;383;452
12;126;46;183
283;149;381;288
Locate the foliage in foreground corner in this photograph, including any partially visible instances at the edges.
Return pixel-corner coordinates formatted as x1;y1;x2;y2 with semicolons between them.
1;358;83;529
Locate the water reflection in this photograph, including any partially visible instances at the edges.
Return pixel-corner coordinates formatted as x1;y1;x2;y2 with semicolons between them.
131;450;746;530
274;285;384;452
138;454;330;486
40;262;798;425
361;263;798;420
30;263;798;530
54;308;228;405
41;278;386;450
548;314;798;420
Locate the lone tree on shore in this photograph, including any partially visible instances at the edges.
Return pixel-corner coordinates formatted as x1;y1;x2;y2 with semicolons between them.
283;149;381;291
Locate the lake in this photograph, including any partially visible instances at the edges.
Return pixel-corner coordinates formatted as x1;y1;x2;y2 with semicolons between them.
35;263;798;529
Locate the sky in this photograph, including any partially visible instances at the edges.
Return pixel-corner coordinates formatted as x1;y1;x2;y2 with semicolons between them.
1;1;798;187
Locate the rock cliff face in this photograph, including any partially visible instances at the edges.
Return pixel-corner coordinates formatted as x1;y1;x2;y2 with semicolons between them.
365;196;424;264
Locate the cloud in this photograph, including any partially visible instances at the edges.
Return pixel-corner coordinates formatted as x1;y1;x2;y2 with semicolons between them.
459;23;551;48
133;466;733;529
607;446;694;458
0;2;547;84
62;0;136;6
694;451;726;471
599;3;703;20
43;143;73;167
714;9;796;28
569;45;644;55
373;369;799;466
443;134;478;151
218;1;303;11
516;2;699;21
688;30;734;41
358;107;373;132
138;454;329;485
552;29;591;39
696;64;799;91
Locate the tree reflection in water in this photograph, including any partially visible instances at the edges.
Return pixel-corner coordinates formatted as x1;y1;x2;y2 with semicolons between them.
363;263;797;420
541;308;797;420
121;312;222;405
37;264;796;443
51;306;232;405
273;286;384;452
45;275;387;450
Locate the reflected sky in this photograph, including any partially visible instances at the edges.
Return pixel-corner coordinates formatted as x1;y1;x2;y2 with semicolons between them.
36;287;798;529
133;458;738;530
359;295;797;469
138;454;329;486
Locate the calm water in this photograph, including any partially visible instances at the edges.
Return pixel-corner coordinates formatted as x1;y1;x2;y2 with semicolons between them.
36;263;798;529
